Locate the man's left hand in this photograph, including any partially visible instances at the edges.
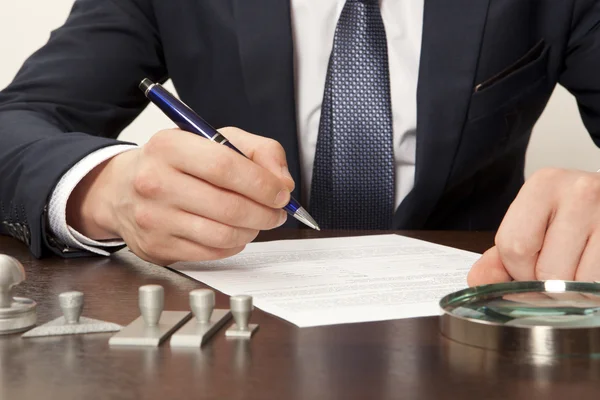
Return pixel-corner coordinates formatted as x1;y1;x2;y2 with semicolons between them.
468;168;600;286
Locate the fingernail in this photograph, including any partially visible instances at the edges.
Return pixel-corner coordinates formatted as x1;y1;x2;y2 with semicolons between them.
274;189;290;207
281;165;293;181
278;211;287;226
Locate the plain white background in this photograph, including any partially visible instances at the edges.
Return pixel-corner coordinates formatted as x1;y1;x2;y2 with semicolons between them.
2;0;600;178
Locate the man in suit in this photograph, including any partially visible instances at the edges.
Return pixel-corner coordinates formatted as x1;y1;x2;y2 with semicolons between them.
1;0;600;286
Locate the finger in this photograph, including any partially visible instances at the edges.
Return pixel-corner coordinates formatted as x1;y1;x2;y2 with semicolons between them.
135;236;245;266
149;167;287;230
494;172;557;281
575;231;600;282
133;203;260;250
534;197;591;281
504;290;600;306
219;127;295;191
143;130;291;209
172;240;245;263
502;292;553;303
467;246;512;287
170;210;261;250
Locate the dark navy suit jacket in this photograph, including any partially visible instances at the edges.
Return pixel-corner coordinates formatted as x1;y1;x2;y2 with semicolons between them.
1;0;600;258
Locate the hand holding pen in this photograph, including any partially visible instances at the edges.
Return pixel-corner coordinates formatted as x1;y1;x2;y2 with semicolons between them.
63;80;317;266
139;79;319;230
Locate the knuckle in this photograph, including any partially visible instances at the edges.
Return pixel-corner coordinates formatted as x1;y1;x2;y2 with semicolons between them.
133;206;155;231
252;173;268;192
208;155;235;180
132;166;162;198
144;130;172;156
212;224;237;248
530;167;564;185
221;195;245;223
496;237;534;261
265;138;286;157
571;175;600;203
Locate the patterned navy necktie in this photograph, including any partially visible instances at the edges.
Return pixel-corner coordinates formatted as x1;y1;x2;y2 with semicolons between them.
310;0;395;230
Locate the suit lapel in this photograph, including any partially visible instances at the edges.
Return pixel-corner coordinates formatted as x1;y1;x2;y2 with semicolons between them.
233;0;302;228
233;0;296;109
394;0;491;228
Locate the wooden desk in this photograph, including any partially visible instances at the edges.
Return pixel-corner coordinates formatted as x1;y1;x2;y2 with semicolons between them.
1;230;599;399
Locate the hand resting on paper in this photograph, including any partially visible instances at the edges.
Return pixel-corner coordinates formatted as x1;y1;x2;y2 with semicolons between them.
468;168;600;286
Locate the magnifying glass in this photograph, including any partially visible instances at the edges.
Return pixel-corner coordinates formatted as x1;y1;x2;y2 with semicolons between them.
439;280;600;356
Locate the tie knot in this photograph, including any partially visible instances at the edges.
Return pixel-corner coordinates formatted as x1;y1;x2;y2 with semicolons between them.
350;0;378;4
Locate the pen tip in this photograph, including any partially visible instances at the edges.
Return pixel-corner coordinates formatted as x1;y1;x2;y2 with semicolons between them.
292;207;320;231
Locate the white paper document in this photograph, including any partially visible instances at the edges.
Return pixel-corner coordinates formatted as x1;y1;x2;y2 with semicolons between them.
172;234;481;327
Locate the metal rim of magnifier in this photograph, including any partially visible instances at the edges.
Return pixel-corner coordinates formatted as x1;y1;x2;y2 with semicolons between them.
439;280;600;356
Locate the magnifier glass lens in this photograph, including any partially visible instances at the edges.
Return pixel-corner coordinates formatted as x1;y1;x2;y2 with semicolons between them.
443;281;600;328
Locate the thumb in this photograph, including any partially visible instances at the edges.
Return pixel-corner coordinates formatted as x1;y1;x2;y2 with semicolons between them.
467;246;512;287
218;127;295;191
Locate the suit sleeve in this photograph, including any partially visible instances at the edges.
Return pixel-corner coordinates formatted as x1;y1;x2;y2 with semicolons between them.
559;0;600;146
0;0;167;257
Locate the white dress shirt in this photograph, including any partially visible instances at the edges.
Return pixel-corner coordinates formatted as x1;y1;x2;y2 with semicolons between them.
48;0;424;254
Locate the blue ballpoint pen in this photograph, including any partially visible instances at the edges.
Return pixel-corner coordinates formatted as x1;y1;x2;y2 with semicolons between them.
139;78;320;231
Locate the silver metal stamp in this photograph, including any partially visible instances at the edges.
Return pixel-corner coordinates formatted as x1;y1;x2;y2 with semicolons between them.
109;285;190;347
170;289;232;348
225;295;258;339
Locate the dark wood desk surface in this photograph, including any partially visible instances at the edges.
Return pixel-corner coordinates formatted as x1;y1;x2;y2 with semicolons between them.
1;230;599;399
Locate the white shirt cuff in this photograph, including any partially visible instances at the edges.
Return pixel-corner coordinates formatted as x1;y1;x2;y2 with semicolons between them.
48;144;137;256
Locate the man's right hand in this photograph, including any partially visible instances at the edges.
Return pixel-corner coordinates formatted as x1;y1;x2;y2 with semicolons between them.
66;127;295;265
